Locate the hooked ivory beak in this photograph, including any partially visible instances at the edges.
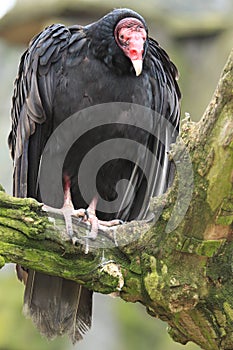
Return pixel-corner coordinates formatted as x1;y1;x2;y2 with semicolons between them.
132;59;143;76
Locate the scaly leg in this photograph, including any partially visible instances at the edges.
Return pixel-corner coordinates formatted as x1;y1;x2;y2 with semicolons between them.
43;175;123;242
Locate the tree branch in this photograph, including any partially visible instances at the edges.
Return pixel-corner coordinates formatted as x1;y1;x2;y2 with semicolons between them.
0;49;232;350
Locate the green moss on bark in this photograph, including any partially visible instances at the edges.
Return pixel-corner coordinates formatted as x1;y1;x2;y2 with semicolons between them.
0;255;5;269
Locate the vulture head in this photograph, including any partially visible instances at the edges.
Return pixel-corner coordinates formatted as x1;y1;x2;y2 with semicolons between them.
86;8;149;76
114;17;147;76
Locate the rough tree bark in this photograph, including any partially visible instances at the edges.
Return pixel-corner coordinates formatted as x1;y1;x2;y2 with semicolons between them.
0;49;232;350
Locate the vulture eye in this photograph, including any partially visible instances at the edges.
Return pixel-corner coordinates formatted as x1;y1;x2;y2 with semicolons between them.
120;34;124;40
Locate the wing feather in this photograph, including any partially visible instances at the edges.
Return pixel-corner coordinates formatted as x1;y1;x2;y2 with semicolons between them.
148;37;181;199
125;37;181;220
8;24;84;198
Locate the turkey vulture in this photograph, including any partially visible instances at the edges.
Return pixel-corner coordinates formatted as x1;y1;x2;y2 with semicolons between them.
8;8;181;343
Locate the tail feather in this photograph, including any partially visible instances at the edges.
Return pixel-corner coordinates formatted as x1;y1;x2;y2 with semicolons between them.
23;270;92;342
70;286;93;343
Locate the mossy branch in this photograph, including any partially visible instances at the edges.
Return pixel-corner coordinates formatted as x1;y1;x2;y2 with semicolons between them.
0;49;232;349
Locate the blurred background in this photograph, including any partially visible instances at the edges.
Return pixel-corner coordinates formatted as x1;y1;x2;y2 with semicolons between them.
0;0;232;349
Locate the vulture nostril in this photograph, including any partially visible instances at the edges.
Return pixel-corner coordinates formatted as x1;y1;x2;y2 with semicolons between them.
130;49;138;56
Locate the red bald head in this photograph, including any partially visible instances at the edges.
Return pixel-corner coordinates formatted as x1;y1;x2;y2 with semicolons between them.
114;17;147;76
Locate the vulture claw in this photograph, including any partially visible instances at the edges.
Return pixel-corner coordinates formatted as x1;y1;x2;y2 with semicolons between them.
79;212;124;241
42;203;75;238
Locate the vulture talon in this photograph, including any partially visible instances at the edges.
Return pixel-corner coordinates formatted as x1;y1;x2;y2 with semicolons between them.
84;209;89;220
71;236;79;246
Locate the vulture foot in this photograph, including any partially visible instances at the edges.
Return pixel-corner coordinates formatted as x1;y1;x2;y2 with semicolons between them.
43;177;123;246
73;197;123;240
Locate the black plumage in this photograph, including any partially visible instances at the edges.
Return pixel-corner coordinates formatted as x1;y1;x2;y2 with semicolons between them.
8;8;181;342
